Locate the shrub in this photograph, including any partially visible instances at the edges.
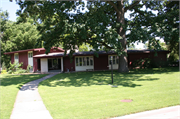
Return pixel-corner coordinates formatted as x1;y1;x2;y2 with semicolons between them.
132;58;151;69
26;65;32;73
14;69;27;74
2;62;6;70
1;70;7;74
132;58;168;69
8;62;27;74
151;60;168;68
7;70;13;74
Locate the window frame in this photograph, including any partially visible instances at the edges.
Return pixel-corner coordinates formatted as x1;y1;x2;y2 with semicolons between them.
28;52;33;58
14;53;19;63
109;55;119;65
75;56;94;66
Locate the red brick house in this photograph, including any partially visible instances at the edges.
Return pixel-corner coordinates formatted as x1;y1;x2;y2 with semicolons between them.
4;48;170;73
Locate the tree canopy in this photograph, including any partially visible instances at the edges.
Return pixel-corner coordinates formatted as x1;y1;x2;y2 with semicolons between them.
156;1;179;62
0;9;41;68
13;0;179;72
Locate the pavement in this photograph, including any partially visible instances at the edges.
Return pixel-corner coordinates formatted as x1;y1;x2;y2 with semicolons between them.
10;73;59;119
10;72;179;119
112;105;180;119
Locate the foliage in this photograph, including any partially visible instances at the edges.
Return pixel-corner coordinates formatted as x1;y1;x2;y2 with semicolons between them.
0;9;9;34
38;67;179;118
7;62;27;74
13;69;27;74
144;41;168;50
152;1;179;61
0;9;41;69
26;65;32;73
0;74;47;119
132;58;168;69
2;62;6;70
1;20;40;51
78;43;93;51
15;1;178;72
168;52;179;62
128;43;137;50
132;58;151;69
1;70;7;74
0;10;12;69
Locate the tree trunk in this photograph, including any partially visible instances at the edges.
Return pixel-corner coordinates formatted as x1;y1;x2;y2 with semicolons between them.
117;1;129;73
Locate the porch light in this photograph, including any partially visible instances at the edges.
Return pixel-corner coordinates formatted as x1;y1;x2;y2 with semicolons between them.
110;56;113;84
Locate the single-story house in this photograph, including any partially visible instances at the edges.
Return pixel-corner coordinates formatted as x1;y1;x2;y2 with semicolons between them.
4;47;170;73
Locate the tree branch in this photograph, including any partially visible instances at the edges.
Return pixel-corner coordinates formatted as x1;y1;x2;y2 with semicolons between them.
107;1;119;13
98;40;114;49
124;1;140;12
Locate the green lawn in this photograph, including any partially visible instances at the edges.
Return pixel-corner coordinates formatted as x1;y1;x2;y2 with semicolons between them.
38;67;180;119
0;74;47;119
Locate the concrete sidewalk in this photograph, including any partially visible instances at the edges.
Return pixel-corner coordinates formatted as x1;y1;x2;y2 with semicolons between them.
10;73;59;119
112;105;180;119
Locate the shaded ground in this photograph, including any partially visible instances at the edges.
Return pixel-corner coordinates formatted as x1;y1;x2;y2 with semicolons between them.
39;67;179;88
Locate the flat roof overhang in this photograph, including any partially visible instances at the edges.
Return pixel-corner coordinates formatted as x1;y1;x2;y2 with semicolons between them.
4;47;64;55
4;49;35;55
33;50;170;58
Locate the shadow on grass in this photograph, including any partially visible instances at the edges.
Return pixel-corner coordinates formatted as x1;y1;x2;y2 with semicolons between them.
39;67;179;88
0;74;47;89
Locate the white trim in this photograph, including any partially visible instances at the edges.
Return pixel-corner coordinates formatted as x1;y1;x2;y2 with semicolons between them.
41;58;48;72
28;51;33;53
28;51;33;66
61;57;63;72
75;56;94;71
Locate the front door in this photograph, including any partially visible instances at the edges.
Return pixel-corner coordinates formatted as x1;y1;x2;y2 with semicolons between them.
48;58;61;71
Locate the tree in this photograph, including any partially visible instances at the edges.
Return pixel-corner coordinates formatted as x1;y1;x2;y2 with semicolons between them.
157;1;179;62
0;10;12;68
128;43;136;50
16;1;168;72
0;9;9;34
78;43;93;52
144;40;168;50
0;10;41;68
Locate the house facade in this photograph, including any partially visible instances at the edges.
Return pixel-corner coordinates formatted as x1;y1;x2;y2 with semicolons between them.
4;48;170;73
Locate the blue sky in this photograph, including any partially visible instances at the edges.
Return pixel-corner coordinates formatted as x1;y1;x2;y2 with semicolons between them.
0;0;19;21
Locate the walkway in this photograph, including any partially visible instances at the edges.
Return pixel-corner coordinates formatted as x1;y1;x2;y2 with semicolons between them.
112;105;180;119
10;73;59;119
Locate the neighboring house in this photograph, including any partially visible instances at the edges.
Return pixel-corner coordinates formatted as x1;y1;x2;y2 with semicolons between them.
4;47;170;73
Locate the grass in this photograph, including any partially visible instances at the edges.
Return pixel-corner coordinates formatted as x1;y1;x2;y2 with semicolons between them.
38;67;180;119
0;74;47;119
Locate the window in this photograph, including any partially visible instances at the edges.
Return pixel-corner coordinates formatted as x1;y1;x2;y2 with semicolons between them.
83;57;86;66
76;56;93;66
28;52;33;66
76;58;78;66
116;56;119;64
28;52;33;58
14;53;19;63
113;56;116;64
90;57;93;65
79;57;82;66
87;57;89;66
109;55;119;65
